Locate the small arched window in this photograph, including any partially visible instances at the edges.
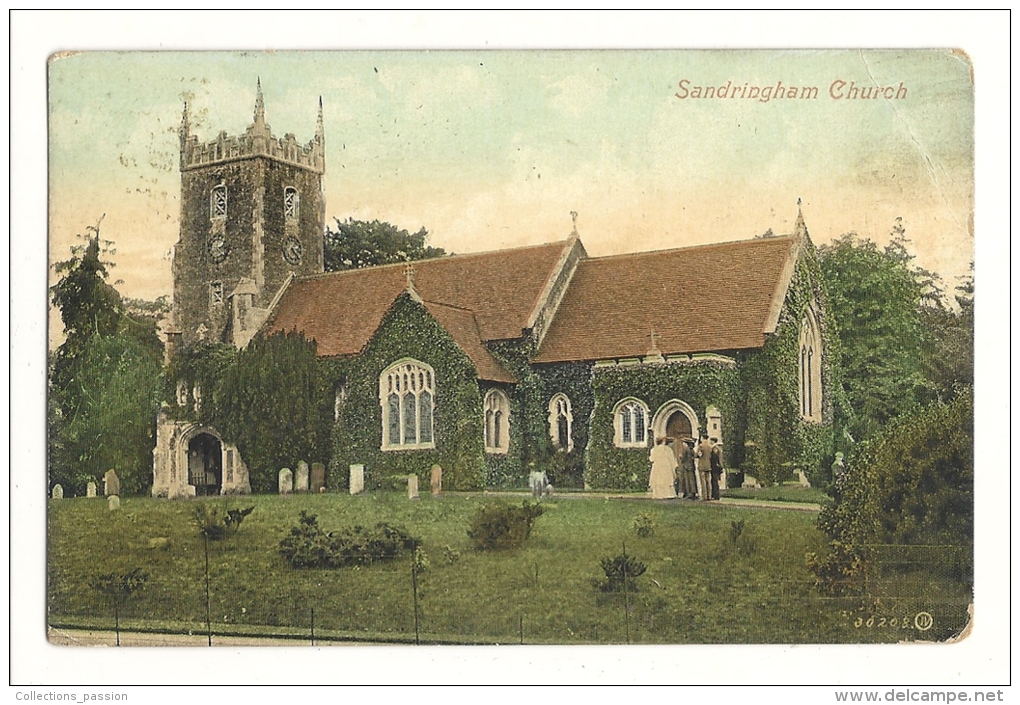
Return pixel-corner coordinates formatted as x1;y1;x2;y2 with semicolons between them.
210;184;227;219
614;399;650;448
284;187;299;220
799;308;824;423
380;360;435;450
484;389;510;454
548;393;573;452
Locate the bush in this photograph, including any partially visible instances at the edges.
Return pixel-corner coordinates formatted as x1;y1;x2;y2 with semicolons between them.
632;513;656;538
279;511;417;568
593;553;647;593
467;501;544;551
193;504;254;540
806;540;869;596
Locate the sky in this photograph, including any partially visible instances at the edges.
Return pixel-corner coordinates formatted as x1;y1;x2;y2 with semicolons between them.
46;47;974;339
14;11;1009;688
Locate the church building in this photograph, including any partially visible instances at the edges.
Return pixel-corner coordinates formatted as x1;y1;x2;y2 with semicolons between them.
153;86;836;498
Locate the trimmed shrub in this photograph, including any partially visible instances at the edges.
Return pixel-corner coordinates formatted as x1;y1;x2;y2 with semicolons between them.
593;553;647;593
467;501;544;551
632;513;656;538
279;511;417;568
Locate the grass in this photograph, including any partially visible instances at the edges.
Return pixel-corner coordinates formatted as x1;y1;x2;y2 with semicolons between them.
47;492;969;644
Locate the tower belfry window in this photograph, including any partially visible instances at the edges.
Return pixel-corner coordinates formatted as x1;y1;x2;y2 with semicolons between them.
211;184;227;219
284;187;299;220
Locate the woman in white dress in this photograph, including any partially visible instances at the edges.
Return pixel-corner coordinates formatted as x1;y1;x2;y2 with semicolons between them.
648;437;678;499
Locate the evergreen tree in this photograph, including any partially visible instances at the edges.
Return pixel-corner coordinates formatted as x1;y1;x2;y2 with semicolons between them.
211;331;327;493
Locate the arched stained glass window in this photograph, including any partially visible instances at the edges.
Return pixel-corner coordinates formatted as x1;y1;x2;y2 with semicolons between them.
380;360;436;450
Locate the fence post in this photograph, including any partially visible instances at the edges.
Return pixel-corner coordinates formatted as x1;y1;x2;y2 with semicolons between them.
203;532;212;647
622;540;631;645
311;607;315;646
411;543;421;645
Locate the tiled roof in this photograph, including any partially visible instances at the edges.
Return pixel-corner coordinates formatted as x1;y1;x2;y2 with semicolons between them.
421;301;515;383
263;239;570;362
533;236;799;363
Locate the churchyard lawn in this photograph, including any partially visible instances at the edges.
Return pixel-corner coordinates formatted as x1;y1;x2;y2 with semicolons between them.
47;492;969;644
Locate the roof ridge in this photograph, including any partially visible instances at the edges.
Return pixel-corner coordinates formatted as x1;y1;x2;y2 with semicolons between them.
420;298;477;313
293;238;573;283
583;234;797;263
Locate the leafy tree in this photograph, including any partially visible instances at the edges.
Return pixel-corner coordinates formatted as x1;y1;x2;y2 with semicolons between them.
919;265;974;403
817;224;931;442
210;331;328;493
48;222;165;495
53;332;164;495
323;218;446;271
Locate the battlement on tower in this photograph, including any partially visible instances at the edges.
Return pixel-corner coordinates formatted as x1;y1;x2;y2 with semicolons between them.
179;79;324;174
180;128;324;173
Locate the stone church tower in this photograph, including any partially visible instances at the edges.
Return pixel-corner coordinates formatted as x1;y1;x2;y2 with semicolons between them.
171;80;325;348
154;82;325;499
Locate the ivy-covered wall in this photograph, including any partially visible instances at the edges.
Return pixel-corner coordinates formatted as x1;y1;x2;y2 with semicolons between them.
586;362;740;490
532;361;595;488
328;293;487;492
736;240;845;487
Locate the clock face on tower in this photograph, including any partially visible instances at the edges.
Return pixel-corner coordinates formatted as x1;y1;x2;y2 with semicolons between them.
207;235;229;263
283;236;303;265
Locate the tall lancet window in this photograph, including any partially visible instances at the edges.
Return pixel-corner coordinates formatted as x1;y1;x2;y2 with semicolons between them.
548;394;574;452
484;389;510;454
799;308;824;423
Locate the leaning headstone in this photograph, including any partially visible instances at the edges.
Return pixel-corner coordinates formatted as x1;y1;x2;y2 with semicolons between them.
86;481;97;498
103;469;120;497
311;463;326;493
295;461;310;493
108;495;120;511
279;468;293;495
51;484;63;500
430;464;443;497
349;464;365;495
407;474;420;500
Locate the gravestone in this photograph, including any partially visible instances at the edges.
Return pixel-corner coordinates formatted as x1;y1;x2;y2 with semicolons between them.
295;461;310;493
311;463;326;493
279;468;293;495
349;464;365;495
52;484;63;500
430;464;443;497
86;481;97;498
108;495;120;511
103;469;120;497
407;474;420;500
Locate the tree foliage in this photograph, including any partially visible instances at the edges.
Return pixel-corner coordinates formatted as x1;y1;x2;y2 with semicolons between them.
48;223;165;495
817;226;931;442
209;331;329;493
323;218;446;271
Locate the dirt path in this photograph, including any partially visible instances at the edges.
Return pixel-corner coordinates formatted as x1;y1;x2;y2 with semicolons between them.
462;490;821;512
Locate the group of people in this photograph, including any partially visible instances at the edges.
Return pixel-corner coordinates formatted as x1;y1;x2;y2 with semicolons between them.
648;434;723;501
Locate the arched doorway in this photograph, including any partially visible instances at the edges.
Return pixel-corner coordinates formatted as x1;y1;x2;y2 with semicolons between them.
666;410;693;441
652;400;699;443
188;433;223;496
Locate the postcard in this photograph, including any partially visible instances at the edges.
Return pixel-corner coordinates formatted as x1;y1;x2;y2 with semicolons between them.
15;16;1005;688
